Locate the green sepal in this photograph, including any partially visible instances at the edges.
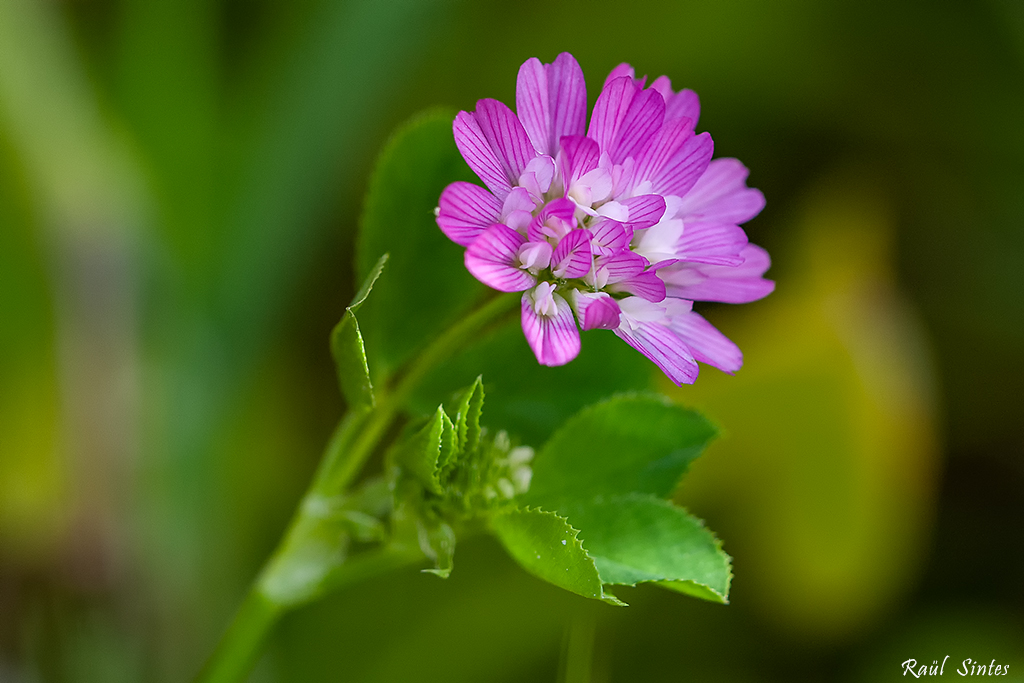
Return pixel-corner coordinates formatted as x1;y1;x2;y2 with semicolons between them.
437;410;457;474
492;507;625;606
451;375;484;458
356;109;485;376
392;406;447;496
329;253;388;411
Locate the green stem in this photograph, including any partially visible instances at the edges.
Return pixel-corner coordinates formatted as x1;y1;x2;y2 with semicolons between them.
195;589;282;683
317;543;426;596
195;291;519;683
311;407;370;493
558;606;597;683
321;290;519;494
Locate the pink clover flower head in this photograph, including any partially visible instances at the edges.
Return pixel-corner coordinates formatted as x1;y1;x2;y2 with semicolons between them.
436;52;774;385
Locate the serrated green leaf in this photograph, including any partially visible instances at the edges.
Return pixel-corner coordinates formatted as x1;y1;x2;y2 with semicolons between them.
564;494;731;604
392;406;447;496
521;395;717;508
349;253;389;315
492;508;624;606
437;410;457;474
451;376;484;457
330;254;388;411
656;578;729;603
356;109;485;377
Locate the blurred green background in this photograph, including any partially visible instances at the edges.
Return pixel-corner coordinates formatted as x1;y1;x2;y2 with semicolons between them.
1;0;1022;680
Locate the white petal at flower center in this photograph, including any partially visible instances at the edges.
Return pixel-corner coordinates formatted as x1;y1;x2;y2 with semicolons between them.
518;241;552;271
531;281;559;317
617;296;667;331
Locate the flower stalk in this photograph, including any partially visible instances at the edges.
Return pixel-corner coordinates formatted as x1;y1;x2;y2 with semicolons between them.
195;291;520;683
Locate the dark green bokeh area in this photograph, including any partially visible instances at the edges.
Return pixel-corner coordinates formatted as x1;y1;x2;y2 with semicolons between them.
1;0;1022;680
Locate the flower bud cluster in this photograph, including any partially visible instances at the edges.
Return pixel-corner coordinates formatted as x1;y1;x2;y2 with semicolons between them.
440;428;533;514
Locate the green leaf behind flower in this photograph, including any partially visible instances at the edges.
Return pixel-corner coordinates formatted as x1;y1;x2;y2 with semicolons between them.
356;109;485;378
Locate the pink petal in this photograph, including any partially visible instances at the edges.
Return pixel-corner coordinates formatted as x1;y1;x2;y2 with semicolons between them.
647;258;680;270
588;217;632;255
631;117;693;192
517;240;553;271
607;270;667;302
516;53;587;157
622;194;667;230
518;154;555;198
527;197;576;242
521;291;581;366
464;224;535;292
675;221;748;266
516;58;550;155
666;89;700;127
603;63;636;90
501;187;538;233
436;182;502;246
587;77;633;160
454;111;512;199
548;53;589;136
667;92;700;127
667;309;743;374
648;76;700;128
651;131;713;199
501;186;537;217
551;229;593;279
613;88;665;164
589;77;665;165
662;244;775;303
648;75;674;102
596;250;647;283
614;320;698;386
557;135;601;189
474;99;537;188
576;292;621;330
548;53;588;152
675;158;765;225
